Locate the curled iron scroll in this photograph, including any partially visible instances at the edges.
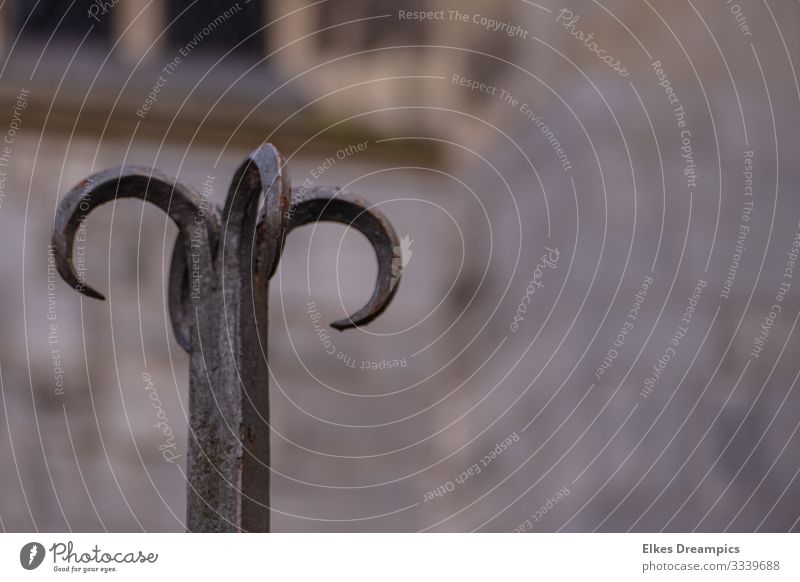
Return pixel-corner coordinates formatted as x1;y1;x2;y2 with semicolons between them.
52;145;401;351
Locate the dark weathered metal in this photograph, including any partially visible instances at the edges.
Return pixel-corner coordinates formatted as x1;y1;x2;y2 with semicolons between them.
52;144;401;532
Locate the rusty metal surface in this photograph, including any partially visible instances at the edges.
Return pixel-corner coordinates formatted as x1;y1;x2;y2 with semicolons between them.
51;143;402;532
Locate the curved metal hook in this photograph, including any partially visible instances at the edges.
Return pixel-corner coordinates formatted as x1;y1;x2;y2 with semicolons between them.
167;144;291;352
52;166;216;302
166;146;401;348
286;186;401;331
225;143;291;278
51;149;403;533
168;237;193;352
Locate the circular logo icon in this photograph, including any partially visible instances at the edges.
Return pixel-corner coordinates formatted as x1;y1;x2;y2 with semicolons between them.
20;542;45;570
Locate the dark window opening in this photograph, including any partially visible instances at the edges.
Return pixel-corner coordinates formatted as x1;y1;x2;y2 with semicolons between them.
13;0;112;45
166;0;263;57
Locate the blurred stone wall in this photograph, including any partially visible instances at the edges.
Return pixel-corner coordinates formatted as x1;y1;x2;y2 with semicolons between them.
0;0;799;532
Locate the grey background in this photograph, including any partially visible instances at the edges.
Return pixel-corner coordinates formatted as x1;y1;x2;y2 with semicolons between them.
0;0;799;531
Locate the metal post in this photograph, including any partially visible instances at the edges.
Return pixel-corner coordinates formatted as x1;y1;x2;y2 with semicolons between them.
52;144;402;532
